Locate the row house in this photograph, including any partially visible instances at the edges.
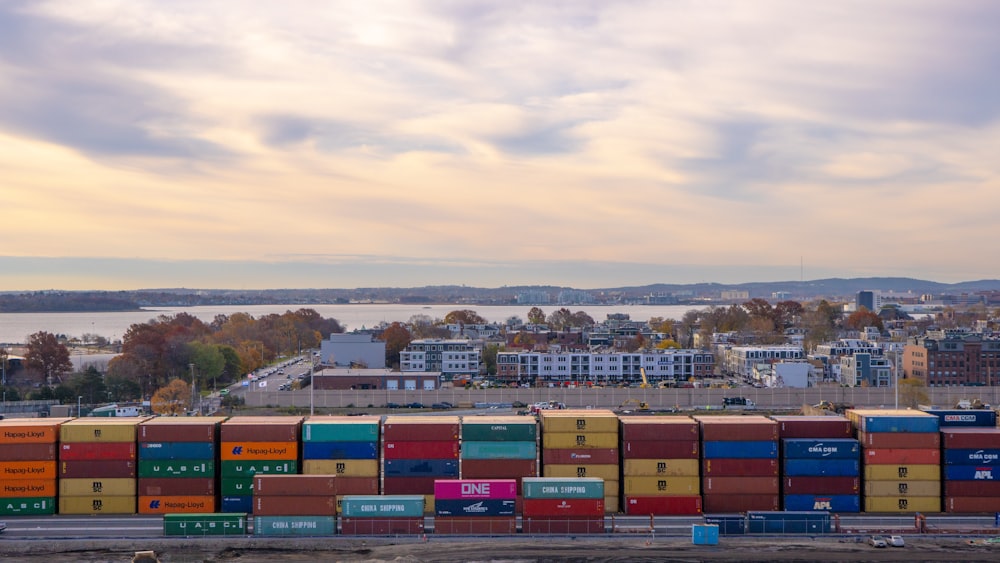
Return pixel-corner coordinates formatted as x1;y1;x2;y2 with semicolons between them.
903;333;1000;386
495;349;714;386
721;345;804;381
840;353;893;387
399;339;482;380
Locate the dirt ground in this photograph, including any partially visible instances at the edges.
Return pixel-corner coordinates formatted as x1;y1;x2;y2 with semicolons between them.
3;536;1000;563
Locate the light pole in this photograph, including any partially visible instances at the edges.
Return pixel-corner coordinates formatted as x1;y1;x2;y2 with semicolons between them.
77;395;82;418
310;352;317;416
189;363;196;415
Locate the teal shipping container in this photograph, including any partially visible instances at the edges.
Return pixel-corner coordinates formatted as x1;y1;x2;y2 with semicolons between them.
163;513;247;536
0;497;56;516
220;460;297;478
692;523;720;545
340;495;425;518
461;441;537;460
461;422;537;442
254;515;336;536
522;478;604;499
138;442;215;460
302;422;379;443
138;460;214;478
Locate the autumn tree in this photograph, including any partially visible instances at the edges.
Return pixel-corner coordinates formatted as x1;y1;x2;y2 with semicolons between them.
648;317;675;336
151;378;191;416
24;331;73;385
68;366;108;406
188;342;228;391
379;322;413;369
773;300;804;329
742;298;775;323
547;308;574;331
844;307;884;332
482;343;500;375
444;310;486;325
527;307;546;325
898;377;929;409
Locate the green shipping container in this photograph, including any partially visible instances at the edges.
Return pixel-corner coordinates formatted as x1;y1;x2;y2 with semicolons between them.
220;478;254;496
220;460;297;478
164;513;247;536
0;496;56;516
340;495;424;518
254;515;336;536
522;477;605;499
302;422;379;443
138;460;214;478
462;423;537;442
461;441;537;460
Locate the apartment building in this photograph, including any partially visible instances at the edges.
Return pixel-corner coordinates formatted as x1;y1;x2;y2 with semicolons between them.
494;349;714;386
399;339;482;380
903;333;1000;386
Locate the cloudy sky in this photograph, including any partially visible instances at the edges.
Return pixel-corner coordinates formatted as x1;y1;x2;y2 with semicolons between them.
2;1;998;291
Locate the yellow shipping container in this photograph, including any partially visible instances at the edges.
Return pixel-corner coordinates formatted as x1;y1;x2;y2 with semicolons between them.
543;463;619;481
623;476;701;496
58;495;136;515
59;478;136;497
864;464;940;481
864;480;940;497
623;459;699;477
302;459;379;477
60;419;146;443
542;432;618;449
864;496;941;513
605;495;619;514
539;411;619;433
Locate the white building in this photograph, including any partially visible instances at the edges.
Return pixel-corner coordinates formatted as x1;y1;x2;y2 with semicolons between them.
319;333;386;369
399;339;481;379
722;345;804;380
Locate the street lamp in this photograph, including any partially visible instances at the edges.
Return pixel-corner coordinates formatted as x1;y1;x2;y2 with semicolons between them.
77;395;83;418
310;352;318;416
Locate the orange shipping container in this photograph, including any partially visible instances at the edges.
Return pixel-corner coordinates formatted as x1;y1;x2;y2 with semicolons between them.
0;420;70;444
0;461;57;480
138;495;216;514
220;441;298;461
1;479;56;498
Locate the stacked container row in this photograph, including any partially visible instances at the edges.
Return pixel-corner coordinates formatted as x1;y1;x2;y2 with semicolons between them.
941;426;1000;513
59;418;145;514
434;479;517;534
522;477;605;534
253;475;337;536
382;416;460;513
137;417;223;514
340;495;425;534
539;409;620;513
219;416;302;513
301;415;381;511
460;415;538;513
620;416;702;515
696;415;779;513
774;415;860;513
0;418;68;516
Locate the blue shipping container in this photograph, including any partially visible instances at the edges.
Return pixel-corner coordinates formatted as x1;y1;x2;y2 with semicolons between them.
782;494;860;513
703;441;778;459
138;441;215;460
302;441;378;460
692;523;720;545
434;499;516;517
920;409;997;428
703;514;745;535
782;439;859;460
783;459;860;477
944;449;1000;465
859;415;939;434
383;458;459;477
747;511;831;534
221;495;253;513
944;465;1000;481
460;441;537;460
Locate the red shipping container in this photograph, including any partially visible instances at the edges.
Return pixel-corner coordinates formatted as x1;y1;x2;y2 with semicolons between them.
60;442;136;461
944;480;1000;497
864;448;940;465
857;431;939;449
695;416;778;442
522;498;604;517
945;496;1000;513
461;459;537;482
541;448;618;465
220;423;299;443
942;428;1000;449
623;440;699;459
702;494;779;513
254;495;336;516
624;495;702;515
332;477;380;495
522;517;604;534
341;517;423;535
704;477;779;495
619;419;698;441
433;516;516;534
770;415;853;439
783;476;859;495
383;441;458;460
138;477;215;497
702;458;779;476
0;443;57;461
254;475;338;496
138;422;219;443
381;477;438;495
60;459;136;479
383;421;459;442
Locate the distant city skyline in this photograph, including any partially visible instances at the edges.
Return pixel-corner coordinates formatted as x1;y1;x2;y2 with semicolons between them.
3;2;999;291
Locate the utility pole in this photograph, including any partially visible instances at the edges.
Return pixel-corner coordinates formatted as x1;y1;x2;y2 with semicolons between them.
189;363;197;415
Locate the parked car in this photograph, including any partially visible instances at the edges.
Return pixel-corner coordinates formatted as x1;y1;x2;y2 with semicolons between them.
383;402;401;409
406;402;425;409
432;402;454;410
888;535;904;547
869;536;887;548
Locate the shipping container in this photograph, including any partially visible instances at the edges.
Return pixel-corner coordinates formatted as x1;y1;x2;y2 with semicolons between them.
944;497;1000;513
522;498;604;517
702;494;779;513
137;459;213;479
163;512;246;536
59;459;136;479
384;459;458;477
1;479;56;498
782;439;859;460
381;477;440;495
944;448;1000;465
542;464;618;481
864;464;940;481
704;477;779;495
622;458;699;477
770;415;853;439
434;498;515;517
460;458;537;481
59;441;136;461
857;431;939;449
522;517;605;534
692;523;720;544
747;511;832;533
702;458;779;476
624;495;702;515
944;480;1000;497
941;428;1000;450
541;432;619;450
433;516;516;534
522;478;604;499
301;459;379;477
694;416;778;442
864;480;940;497
0;443;57;461
0;496;55;515
254;495;336;516
864;496;940;513
434;479;517;500
846;409;939;434
604;495;619;514
220;495;253;513
703;441;778;459
461;418;537;442
619;417;699;441
622;440;699;459
0;419;71;444
0;460;57;480
703;514;746;535
59;419;146;443
541;448;618;465
220;421;301;443
137;417;225;443
220;441;298;461
220;459;297;478
302;416;380;442
139;495;215;514
919;408;997;428
254;515;336;536
782;476;859;495
783;459;860;477
254;474;339;496
137;477;214;497
58;495;136;514
138;441;214;460
383;416;460;442
623;476;700;496
340;495;425;518
782;494;860;512
864;448;940;465
944;465;1000;481
220;478;254;496
60;477;136;497
302;441;378;460
340;517;423;535
383;440;458;460
460;441;537;460
538;410;619;433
